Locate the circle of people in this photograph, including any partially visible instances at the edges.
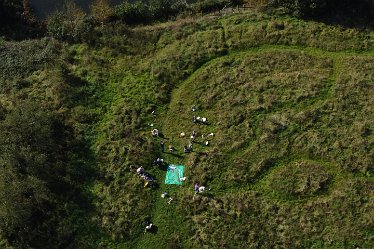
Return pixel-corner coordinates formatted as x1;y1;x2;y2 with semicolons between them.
139;105;214;233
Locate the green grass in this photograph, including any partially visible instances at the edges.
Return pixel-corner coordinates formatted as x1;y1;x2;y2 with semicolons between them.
0;8;373;249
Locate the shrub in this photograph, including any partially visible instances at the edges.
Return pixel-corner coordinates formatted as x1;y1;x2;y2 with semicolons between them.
194;0;232;13
0;102;65;247
0;38;57;81
113;0;243;25
46;11;67;40
47;0;95;42
148;0;185;20
90;0;114;25
113;1;151;24
268;0;374;22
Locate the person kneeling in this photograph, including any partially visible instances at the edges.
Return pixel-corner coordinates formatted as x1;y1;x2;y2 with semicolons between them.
144;221;153;233
183;145;189;153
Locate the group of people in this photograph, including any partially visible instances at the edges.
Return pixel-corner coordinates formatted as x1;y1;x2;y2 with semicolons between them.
161;192;173;204
151;105;213;155
136;166;156;188
160;129;211;155
153;157;164;167
152;104;214;188
193;116;208;124
183;143;193;153
143;105;215;232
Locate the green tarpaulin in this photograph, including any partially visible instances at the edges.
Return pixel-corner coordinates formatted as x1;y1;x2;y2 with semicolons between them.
165;165;185;185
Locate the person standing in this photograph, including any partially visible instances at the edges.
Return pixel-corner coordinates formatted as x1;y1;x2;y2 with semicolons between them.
188;142;193;152
191;130;197;141
169;144;174;153
194;183;200;194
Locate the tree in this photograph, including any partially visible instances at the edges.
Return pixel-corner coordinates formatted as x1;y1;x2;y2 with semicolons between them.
47;11;66;39
90;0;113;26
47;0;95;42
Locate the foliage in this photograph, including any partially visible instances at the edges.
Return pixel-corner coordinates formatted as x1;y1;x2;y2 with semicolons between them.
113;0;187;24
113;1;152;24
113;0;243;25
0;102;66;247
268;0;374;25
90;0;114;25
0;38;58;83
268;0;327;16
193;0;231;13
46;0;95;42
148;0;184;20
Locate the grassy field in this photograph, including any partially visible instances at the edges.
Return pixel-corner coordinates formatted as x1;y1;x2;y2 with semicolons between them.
1;9;373;249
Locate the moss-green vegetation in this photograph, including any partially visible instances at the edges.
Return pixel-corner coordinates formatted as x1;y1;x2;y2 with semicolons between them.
0;8;373;249
267;161;331;198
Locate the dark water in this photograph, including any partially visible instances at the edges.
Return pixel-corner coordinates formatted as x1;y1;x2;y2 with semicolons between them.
29;0;124;19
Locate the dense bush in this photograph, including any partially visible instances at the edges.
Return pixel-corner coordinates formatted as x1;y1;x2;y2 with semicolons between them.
148;0;185;20
269;0;374;23
0;38;58;82
90;0;114;25
47;1;95;42
113;0;187;24
194;0;232;13
0;102;70;247
113;0;243;25
114;1;152;24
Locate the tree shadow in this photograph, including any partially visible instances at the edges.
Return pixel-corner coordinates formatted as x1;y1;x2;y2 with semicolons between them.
307;14;374;30
297;2;374;30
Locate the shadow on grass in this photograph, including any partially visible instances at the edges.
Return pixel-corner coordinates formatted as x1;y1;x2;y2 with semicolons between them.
147;225;158;234
167;153;185;159
288;3;374;31
306;15;374;31
57;125;104;247
157;163;169;171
